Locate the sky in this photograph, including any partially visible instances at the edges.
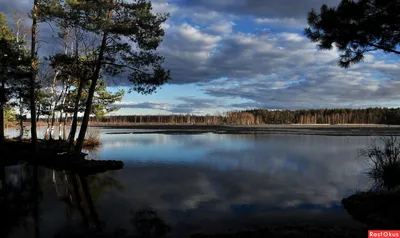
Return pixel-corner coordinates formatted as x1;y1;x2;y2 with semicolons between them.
0;0;399;115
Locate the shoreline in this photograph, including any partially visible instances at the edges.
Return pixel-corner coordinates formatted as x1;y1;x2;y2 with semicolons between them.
88;124;400;136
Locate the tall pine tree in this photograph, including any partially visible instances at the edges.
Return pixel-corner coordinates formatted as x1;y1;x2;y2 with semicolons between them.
39;0;170;152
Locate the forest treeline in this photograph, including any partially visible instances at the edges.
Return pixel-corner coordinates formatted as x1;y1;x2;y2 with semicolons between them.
86;107;400;125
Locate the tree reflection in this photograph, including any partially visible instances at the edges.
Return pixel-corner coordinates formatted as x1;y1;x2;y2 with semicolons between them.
0;164;42;238
2;159;171;238
52;170;122;232
53;170;170;238
132;208;171;238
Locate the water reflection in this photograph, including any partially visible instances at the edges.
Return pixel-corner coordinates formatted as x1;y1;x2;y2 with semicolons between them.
1;164;40;238
2;130;372;237
93;132;370;235
2;163;170;238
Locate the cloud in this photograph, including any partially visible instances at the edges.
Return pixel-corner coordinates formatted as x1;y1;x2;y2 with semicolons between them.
157;17;400;109
203;61;400;110
2;0;399;111
151;1;178;14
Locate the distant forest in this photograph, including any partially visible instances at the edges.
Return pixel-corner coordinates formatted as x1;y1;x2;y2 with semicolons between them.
88;108;400;125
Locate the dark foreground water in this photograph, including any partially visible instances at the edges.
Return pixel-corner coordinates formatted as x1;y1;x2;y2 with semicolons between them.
3;127;373;237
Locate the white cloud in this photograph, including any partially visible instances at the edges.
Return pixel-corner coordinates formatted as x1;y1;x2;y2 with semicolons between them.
151;2;178;14
280;33;304;42
178;23;222;46
208;21;234;34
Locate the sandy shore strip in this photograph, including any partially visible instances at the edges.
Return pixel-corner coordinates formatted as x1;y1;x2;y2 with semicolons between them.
89;124;400;136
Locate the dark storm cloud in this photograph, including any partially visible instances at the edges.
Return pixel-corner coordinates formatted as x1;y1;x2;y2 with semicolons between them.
111;101;172;110
0;0;69;60
111;97;227;114
0;0;31;15
168;97;226;114
182;0;340;18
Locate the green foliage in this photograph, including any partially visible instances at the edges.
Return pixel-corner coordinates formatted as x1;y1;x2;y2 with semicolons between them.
62;79;124;117
304;0;400;68
91;80;124;118
36;83;53;117
4;106;16;123
0;13;13;40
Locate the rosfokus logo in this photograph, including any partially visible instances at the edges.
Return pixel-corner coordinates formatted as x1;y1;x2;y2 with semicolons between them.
369;231;400;237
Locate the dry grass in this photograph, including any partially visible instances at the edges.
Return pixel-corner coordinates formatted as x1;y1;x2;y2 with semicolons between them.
82;129;102;147
6;137;31;142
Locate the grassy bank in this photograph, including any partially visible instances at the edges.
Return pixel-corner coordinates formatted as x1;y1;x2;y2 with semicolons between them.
2;137;101;164
2;138;122;175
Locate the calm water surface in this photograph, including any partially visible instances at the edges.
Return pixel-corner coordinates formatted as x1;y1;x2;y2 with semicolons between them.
4;127;373;237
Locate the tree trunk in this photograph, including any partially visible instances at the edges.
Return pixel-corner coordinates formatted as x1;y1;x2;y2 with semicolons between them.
50;86;65;140
75;30;108;153
45;113;51;140
48;71;59;139
68;77;84;150
30;0;38;153
50;113;56;139
58;86;69;140
18;97;24;140
68;35;82;150
36;106;40;122
0;80;5;148
63;113;67;141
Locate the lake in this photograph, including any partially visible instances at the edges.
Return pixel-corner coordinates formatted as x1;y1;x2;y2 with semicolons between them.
4;127;373;237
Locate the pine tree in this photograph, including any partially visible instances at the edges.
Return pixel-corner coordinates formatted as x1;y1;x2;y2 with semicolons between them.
39;0;170;152
304;0;399;68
